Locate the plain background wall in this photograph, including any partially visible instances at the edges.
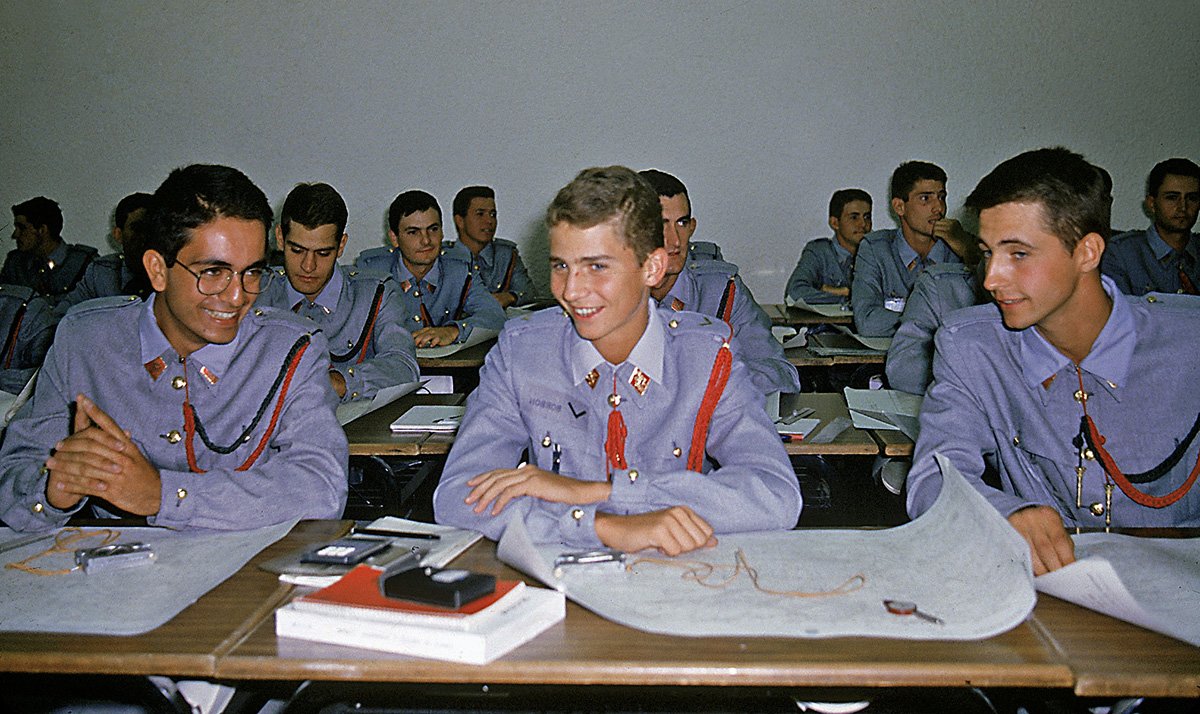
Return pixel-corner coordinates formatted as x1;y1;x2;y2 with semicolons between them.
2;1;1198;301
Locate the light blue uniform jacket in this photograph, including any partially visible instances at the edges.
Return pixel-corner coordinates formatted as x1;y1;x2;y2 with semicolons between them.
433;306;801;547
885;263;982;395
1101;225;1200;296
907;278;1200;528
0;295;348;532
441;238;534;303
0;284;56;393
786;236;854;305
851;229;960;337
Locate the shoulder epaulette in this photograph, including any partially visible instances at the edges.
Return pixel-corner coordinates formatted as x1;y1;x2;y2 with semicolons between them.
0;284;36;302
685;258;739;277
62;294;142;320
247;305;324;335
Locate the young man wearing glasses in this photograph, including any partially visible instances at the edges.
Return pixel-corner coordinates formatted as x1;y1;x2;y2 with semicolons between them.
0;164;348;532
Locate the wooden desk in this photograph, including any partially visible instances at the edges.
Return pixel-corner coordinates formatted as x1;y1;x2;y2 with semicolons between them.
417;338;494;370
786;346;886;368
342;393;464;457
763;303;854;327
218;539;1074;690
780;393;879;456
871;427;914;457
0;520;349;678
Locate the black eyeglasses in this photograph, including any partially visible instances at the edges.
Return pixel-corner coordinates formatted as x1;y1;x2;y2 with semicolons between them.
173;262;272;295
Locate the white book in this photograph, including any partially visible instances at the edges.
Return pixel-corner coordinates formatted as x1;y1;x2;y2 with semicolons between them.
275;586;565;665
389;405;465;433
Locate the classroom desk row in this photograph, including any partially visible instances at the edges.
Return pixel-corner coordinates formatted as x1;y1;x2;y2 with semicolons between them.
342;392;913;458
2;520;1196;700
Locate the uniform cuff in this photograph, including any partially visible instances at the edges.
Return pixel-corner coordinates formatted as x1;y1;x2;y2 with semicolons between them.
607;467;649;504
556;504;602;548
149;470;197;529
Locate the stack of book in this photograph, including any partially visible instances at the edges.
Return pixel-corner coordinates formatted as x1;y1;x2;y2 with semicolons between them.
275;564;565;665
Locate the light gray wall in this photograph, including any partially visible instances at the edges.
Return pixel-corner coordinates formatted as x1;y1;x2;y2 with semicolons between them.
3;1;1197;301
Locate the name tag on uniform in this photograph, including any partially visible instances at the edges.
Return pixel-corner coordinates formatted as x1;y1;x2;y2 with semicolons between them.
884;297;907;313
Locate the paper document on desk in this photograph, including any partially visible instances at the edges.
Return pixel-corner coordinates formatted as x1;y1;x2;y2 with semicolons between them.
0;520;295;635
844;387;923;441
335;380;423;426
785;295;854;318
389;405;465;433
497;454;1034;640
416;327;499;359
1035;534;1200;647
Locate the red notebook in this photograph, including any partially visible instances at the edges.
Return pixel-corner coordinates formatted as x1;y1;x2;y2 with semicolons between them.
294;564;522;618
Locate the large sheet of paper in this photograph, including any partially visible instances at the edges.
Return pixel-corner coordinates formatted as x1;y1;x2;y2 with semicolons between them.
498;454;1034;640
0;520;295;635
416;328;499;359
335;380;423;426
844;387;923;441
1035;533;1200;647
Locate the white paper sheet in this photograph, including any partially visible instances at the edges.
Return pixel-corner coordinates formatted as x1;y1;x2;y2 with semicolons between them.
335;380;423;426
1035;533;1200;647
416;327;499;359
844;387;923;440
0;520;295;635
497;454;1034;640
785;295;855;318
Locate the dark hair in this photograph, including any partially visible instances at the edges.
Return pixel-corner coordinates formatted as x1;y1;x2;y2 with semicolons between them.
115;192;154;230
965;147;1111;252
637;169;689;203
829;188;873;219
11;196;62;237
388;190;441;234
144;164;273;265
280;182;348;237
890;161;948;201
547;166;663;263
1147;158;1200;197
452;186;495;217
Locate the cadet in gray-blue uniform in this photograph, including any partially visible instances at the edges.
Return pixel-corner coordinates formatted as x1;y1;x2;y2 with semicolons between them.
357;190;506;345
435;166;799;553
1102;226;1199;296
786;189;873;306
786;237;855;306
1100;157;1200;296
908;280;1200;528
655;259;800;394
5;196;98;303
0;284;56;394
0;164;348;532
434;306;801;548
356;246;505;343
906;148;1200;575
55;192;155;316
258;265;418;402
851;228;960;337
446;185;534;307
885;263;985;395
264;182;418;403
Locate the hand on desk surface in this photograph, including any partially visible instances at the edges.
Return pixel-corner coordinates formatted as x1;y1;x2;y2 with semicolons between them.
413;325;460;348
1008;505;1076;576
465;464;612;515
595;507;717;557
44;394;162;515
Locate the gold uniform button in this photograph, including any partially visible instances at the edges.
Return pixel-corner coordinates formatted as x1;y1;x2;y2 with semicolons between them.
1089;502;1105;516
1147;295;1159;303
1073;389;1088;403
1083;449;1096;461
347;367;355;375
167;430;182;444
672;447;682;457
351;392;359;399
171;376;186;390
542;435;552;447
254;308;264;316
177;488;188;500
32;502;43;513
413;315;421;322
628;469;638;483
1012;435;1020;446
668;319;679;329
608;394;621;407
571;508;584;521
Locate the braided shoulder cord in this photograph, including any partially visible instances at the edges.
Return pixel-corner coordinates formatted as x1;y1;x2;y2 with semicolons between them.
330;283;385;364
1;299;29;369
185;334;311;456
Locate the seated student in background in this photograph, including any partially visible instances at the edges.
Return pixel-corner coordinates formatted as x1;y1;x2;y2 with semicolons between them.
1102;157;1200;296
54;191;155;316
885;235;986;395
434;166;800;555
638;169;800;395
906;147;1200;575
851;161;973;337
0;164;348;532
786;189;872;305
3;196;97;303
356;190;506;347
442;185;533;308
0;285;56;394
256;182;418;403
